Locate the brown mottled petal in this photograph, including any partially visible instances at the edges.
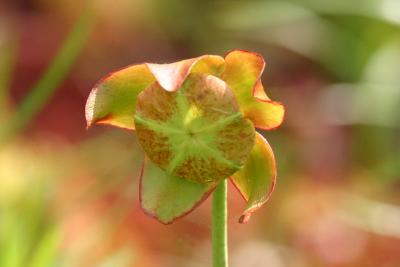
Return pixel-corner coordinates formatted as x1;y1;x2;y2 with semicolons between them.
146;55;225;92
140;158;216;224
223;50;285;130
231;132;277;223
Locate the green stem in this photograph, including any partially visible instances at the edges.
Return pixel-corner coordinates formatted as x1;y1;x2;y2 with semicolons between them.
212;179;228;267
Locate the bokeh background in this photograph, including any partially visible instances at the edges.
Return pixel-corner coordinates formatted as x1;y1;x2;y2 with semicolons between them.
1;0;400;266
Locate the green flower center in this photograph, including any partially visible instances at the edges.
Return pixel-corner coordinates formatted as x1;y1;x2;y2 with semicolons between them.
134;73;255;183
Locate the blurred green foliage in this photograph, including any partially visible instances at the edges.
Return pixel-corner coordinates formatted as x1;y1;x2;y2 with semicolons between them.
0;2;95;145
0;144;60;267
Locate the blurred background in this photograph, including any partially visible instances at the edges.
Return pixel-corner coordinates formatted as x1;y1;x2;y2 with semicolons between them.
1;0;400;266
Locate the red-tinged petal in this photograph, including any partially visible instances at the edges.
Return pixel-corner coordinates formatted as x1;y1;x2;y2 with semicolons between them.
86;55;225;130
85;64;155;130
222;50;285;130
146;55;225;92
231;132;277;223
190;55;225;77
253;80;270;100
242;97;285;131
139;157;216;224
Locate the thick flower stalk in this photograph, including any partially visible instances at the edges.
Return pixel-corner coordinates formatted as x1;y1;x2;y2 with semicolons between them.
85;50;285;224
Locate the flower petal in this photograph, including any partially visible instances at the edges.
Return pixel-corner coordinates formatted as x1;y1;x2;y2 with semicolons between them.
231;132;277;223
223;50;285;130
85;64;155;130
146;55;225;92
140;158;216;224
86;55;225;130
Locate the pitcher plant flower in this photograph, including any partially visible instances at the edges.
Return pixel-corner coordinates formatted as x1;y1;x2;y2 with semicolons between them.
85;50;285;224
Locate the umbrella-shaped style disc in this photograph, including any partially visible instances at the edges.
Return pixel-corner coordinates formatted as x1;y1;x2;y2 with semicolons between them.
134;73;255;183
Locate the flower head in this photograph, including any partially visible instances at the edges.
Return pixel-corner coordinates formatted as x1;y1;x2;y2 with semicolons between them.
86;50;285;224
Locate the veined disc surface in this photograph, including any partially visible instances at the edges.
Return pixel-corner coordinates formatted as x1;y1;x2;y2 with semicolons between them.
134;73;255;183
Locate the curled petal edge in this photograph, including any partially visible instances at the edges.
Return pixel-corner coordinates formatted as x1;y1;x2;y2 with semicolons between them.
86;55;225;129
230;132;277;224
85;63;155;130
224;49;285;130
146;55;225;92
